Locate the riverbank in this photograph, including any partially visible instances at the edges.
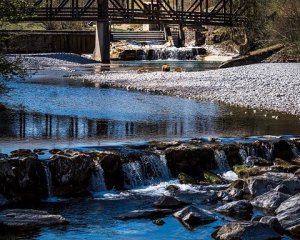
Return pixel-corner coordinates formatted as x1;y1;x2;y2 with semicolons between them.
77;63;300;116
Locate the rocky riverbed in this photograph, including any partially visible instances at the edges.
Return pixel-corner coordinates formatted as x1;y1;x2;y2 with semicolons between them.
0;137;300;239
77;63;300;116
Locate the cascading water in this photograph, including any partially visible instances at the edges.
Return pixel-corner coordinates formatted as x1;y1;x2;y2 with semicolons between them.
262;143;274;161
140;154;171;184
122;153;171;189
238;149;248;164
43;163;53;197
90;160;107;192
214;150;230;172
214;150;238;181
292;145;300;158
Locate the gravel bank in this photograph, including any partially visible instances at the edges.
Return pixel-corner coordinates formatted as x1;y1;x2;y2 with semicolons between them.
78;63;300;115
8;53;97;68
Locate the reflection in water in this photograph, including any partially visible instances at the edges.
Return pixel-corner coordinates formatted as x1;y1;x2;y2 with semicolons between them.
0;65;300;151
1;107;300;152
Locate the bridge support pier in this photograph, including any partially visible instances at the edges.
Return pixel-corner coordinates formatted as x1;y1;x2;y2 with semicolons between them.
93;21;110;63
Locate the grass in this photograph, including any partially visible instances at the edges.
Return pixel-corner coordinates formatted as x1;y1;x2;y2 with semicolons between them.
0;22;46;31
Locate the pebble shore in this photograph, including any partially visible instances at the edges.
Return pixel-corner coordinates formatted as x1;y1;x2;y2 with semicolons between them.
79;63;300;115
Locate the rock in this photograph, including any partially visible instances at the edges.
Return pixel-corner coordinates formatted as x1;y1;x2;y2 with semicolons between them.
0;154;9;161
93;152;124;189
94;152;124;190
178;172;196;184
248;157;273;167
247;172;300;196
226;180;249;199
162;64;170;72
212;221;282;240
49;153;94;196
114;209;173;220
10;149;35;158
152;219;165;226
260;217;285;235
205;191;218;203
274;184;291;195
217;191;234;202
273;140;294;161
295;169;300;177
165;145;216;178
166;185;179;192
275;193;300;237
215;200;253;218
203;171;226;184
173;206;216;229
0;157;48;202
0;103;7;112
251;190;291;211
49;149;63;155
0;195;8;207
149;140;181;150
154;196;188;209
0;209;68;231
274;159;299;173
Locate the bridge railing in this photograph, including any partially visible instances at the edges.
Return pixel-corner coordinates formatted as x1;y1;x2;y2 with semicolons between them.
21;0;250;26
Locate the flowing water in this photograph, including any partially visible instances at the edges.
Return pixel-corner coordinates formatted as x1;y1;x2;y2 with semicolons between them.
0;61;298;240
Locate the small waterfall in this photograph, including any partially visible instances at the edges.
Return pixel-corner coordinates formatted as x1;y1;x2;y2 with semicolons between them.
140;154;171;184
122;161;144;189
292;145;300;157
239;149;248;164
149;47;205;60
122;153;171;189
214;150;230;172
90;160;107;192
262;143;274;161
43;163;53;197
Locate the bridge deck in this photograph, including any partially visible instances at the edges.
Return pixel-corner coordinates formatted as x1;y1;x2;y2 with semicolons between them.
22;0;251;26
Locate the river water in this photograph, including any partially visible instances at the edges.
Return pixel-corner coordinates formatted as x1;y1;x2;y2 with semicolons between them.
0;61;297;240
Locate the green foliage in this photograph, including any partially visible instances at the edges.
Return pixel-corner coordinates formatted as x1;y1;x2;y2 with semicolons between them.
0;0;32;81
247;0;300;51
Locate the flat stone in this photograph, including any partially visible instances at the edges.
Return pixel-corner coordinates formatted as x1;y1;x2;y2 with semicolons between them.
215;200;253;218
173;206;216;229
0;209;68;231
154;196;188;209
212;221;282;240
251;190;290;211
114;209;173;220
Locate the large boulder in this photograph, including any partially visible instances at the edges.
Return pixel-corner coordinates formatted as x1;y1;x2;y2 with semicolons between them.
0;209;68;231
273;140;294;161
154;196;188;209
114;209;173;220
0;157;47;202
275;193;300;237
215;200;253;219
260;217;285;235
173;206;216;229
212;221;282;240
49;153;94;196
226;180;249;199
251;190;291;211
165;145;216;178
247;172;300;196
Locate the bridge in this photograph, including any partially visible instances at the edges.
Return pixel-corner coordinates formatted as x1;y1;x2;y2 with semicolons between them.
21;0;254;62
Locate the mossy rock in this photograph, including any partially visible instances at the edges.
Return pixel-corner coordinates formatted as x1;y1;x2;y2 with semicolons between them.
233;165;251;178
178;172;196;185
291;158;300;166
203;171;226;184
274;158;299;173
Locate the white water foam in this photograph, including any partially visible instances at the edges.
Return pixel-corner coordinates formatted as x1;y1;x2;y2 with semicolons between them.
239;149;248;164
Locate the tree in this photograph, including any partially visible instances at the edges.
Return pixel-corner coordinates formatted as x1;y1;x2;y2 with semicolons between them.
0;0;33;83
